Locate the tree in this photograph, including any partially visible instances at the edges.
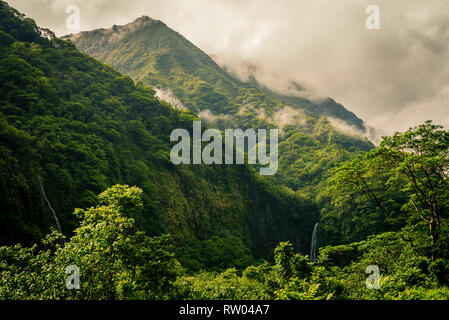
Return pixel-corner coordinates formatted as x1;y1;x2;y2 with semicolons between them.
331;121;449;260
379;121;449;251
274;241;312;282
0;185;180;300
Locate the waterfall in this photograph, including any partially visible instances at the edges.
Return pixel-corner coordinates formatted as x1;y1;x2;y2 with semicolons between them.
310;223;318;262
37;176;63;234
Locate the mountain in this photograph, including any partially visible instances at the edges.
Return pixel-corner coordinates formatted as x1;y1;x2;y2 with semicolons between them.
0;1;317;270
2;3;447;302
65;16;366;130
65;16;374;193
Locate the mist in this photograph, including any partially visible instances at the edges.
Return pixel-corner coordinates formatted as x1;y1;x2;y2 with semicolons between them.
154;87;186;110
7;0;449;134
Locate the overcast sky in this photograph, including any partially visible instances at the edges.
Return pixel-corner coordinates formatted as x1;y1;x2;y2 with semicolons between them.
7;0;449;134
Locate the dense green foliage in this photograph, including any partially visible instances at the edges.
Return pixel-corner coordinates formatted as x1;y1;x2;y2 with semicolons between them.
2;182;449;300
1;2;448;300
67;16;379;249
0;1;316;271
322;122;449;248
172;120;449;299
0;185;181;299
66;17;373;194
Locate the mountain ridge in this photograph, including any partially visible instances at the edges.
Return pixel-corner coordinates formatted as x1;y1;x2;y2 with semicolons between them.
0;1;316;270
64;15;369;134
65;15;374;192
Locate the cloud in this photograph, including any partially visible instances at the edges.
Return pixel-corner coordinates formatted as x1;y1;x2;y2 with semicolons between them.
8;0;449;134
272;106;305;132
198;109;233;124
154;87;186;110
326;116;381;144
238;104;305;133
327;116;364;138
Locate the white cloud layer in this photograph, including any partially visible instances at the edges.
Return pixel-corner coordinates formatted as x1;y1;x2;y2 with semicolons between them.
7;0;449;134
154;87;186;110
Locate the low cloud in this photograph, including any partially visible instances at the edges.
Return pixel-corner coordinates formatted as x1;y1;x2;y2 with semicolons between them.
154;87;186;110
327;116;375;143
199;109;233;123
272;106;305;132
238;104;305;133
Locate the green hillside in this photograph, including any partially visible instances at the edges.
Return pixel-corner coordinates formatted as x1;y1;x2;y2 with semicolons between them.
0;1;316;271
2;2;449;301
65;16;382;245
66;16;365;130
65;17;374;194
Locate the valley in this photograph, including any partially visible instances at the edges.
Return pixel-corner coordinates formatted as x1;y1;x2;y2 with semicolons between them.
1;1;448;301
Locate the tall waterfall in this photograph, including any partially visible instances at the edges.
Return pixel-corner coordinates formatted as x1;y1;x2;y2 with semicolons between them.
37;176;62;234
310;223;318;262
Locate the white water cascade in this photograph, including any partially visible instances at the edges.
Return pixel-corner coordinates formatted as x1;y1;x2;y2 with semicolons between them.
37;176;62;234
310;223;318;262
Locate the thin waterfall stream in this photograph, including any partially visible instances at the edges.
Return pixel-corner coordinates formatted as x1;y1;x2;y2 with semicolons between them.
310;223;318;262
37;176;63;235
